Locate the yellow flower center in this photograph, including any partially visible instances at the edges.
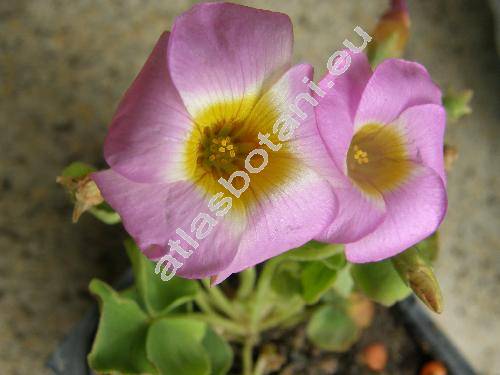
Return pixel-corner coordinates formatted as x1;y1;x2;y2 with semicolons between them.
194;120;268;178
184;98;300;214
347;123;411;198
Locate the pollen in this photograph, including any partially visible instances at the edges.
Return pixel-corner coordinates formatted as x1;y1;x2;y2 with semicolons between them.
194;124;243;175
353;145;369;164
347;123;411;197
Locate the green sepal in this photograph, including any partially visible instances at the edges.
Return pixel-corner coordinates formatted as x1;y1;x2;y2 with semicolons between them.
88;202;121;224
61;161;96;178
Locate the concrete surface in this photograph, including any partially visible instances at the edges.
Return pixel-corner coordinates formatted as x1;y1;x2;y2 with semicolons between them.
0;0;498;374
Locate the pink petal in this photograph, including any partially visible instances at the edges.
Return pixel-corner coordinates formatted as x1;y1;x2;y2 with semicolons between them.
345;165;447;263
394;104;447;184
92;169;244;278
317;51;373;173
248;63;346;185
213;170;338;283
211;63;341;283
316;182;386;244
168;2;293;117
104;32;192;184
354;59;442;128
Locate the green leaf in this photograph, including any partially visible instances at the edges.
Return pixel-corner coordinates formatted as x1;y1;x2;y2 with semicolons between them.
119;286;141;303
321;252;347;270
306;304;360;352
284;241;344;261
300;261;338;304
146;318;210;375
351;260;411;306
125;239;199;315
61;161;96;178
332;266;354;298
88;279;156;374
270;261;302;298
201;327;233;375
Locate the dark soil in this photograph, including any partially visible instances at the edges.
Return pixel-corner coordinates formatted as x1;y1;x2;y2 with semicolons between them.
231;307;434;375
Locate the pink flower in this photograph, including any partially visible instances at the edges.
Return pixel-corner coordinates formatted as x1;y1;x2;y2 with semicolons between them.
315;52;447;263
92;3;338;281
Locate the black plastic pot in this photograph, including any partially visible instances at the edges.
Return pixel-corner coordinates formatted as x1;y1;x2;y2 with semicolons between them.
47;271;476;375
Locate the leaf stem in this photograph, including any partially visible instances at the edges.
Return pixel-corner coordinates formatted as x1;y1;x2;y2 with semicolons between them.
253;353;267;375
259;299;305;331
167;312;246;337
242;336;255;375
237;267;256;300
250;258;280;331
202;278;240;320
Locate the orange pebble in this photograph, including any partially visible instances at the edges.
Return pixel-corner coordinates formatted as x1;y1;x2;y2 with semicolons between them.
420;360;447;375
361;342;388;372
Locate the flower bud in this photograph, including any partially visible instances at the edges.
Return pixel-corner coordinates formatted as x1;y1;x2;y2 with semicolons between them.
57;162;104;223
368;0;410;66
391;246;443;314
57;174;104;223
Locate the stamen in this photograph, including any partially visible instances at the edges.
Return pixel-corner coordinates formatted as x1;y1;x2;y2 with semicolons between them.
347;123;411;197
353;146;369;164
197;127;240;173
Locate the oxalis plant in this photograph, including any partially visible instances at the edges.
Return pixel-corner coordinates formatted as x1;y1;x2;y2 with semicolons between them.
58;1;472;374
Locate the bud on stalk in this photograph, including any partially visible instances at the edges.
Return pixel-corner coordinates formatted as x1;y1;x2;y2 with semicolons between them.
367;0;410;67
392;246;443;314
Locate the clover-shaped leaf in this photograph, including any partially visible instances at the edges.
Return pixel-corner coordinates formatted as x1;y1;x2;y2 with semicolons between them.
147;318;210;375
351;260;411;306
201;326;234;375
270;261;302;298
306;304;360;352
146;318;233;375
300;261;339;304
88;279;156;374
